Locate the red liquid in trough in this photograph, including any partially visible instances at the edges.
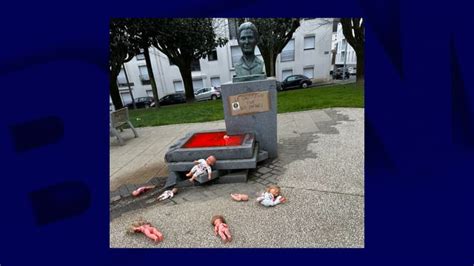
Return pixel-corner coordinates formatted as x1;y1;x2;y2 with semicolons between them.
183;131;245;148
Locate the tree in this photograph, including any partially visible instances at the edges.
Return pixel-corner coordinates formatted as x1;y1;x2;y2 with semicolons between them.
249;18;300;77
110;19;139;110
150;18;227;102
340;18;364;84
126;19;162;109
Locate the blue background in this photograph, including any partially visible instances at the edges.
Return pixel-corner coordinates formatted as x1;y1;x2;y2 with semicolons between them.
0;0;472;265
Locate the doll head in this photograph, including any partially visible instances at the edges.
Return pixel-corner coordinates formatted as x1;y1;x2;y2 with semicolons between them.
206;155;217;166
128;219;151;233
266;185;281;197
171;188;178;194
211;215;226;226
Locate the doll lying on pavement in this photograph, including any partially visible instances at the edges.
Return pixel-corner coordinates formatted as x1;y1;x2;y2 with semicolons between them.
211;215;232;243
131;185;155;197
127;219;164;243
256;185;286;207
157;188;178;201
230;193;249;201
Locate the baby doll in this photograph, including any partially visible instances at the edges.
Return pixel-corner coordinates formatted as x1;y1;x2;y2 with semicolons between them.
131;185;155;197
127;219;164;243
211;215;232;243
157;188;178;201
230;193;249;201
256;184;286;207
186;155;216;182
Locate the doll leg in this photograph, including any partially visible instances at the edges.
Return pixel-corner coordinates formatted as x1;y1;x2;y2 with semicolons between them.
186;165;198;177
143;229;158;242
224;228;232;242
218;230;227;242
189;174;198;182
231;193;241;201
151;227;163;242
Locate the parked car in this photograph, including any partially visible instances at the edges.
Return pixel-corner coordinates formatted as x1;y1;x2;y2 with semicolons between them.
159;93;186;106
332;67;350;79
125;96;154;109
194;87;221;101
279;75;312;91
348;67;357;75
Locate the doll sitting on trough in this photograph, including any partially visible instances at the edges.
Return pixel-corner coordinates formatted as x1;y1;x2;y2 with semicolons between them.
185;155;216;183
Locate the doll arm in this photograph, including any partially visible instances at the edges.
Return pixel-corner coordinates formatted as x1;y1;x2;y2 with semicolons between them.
207;167;212;179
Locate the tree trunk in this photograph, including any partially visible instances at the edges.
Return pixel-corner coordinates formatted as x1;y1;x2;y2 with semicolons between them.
110;72;123;110
143;47;160;109
179;64;195;103
272;53;278;78
122;63;136;109
356;48;364;84
261;47;276;77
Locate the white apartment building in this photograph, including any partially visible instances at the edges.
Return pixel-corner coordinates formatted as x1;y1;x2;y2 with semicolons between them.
333;22;357;68
116;18;334;104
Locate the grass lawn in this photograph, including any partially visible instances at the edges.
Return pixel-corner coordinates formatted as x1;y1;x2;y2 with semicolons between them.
128;83;364;127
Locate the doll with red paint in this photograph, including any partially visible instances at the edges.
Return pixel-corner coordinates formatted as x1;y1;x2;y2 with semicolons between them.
131;185;155;197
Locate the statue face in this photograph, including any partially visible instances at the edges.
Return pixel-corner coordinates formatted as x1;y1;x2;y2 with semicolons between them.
238;29;257;55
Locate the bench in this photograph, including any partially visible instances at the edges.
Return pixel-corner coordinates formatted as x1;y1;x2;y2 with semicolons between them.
110;107;138;145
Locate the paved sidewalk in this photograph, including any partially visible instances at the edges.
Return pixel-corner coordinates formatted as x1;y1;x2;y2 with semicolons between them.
110;108;364;248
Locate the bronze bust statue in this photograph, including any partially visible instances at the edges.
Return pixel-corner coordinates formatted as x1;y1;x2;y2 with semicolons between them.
233;22;266;82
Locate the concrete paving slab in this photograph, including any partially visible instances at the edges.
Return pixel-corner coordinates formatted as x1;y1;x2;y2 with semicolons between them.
110;108;365;248
109;187;363;248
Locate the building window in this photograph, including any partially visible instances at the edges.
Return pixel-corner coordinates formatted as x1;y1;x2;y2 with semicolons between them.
117;68;134;87
228;18;238;40
210;77;221;88
120;92;132;105
139;65;151;85
117;69;128;86
282;69;293;80
136;48;145;60
231;45;242;67
341;39;347;51
208;49;218;61
191;59;201;72
304;66;314;79
304;36;315;50
173;80;184;92
192;79;204;92
281;39;295;62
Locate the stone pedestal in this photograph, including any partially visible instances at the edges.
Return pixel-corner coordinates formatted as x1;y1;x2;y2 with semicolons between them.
221;77;278;158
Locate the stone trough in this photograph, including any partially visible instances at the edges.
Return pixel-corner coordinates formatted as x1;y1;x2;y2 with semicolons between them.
164;130;268;188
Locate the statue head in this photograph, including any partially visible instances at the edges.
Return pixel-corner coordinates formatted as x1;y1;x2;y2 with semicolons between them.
237;22;259;56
